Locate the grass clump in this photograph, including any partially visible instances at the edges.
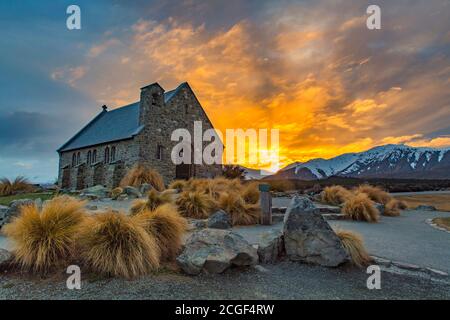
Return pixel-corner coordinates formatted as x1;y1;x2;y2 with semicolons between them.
130;189;174;215
241;182;260;204
110;187;123;200
384;199;407;217
176;190;216;219
336;229;372;267
78;210;160;279
134;204;187;261
218;192;261;226
321;185;353;206
168;180;187;192
342;193;380;222
356;184;391;205
3;196;86;273
120;164;165;191
0;176;34;196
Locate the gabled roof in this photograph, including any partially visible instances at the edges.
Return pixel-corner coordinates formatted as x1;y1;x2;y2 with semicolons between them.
58;83;187;152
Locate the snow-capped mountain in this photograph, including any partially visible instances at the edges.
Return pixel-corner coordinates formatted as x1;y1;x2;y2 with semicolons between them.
273;144;450;180
241;166;274;180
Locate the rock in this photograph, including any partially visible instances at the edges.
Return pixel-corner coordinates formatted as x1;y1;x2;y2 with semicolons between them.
254;265;269;273
139;183;153;195
207;210;232;229
123;186;142;199
81;185;110;198
374;203;385;215
86;205;98;211
416;205;437;211
188;219;208;230
0;205;9;220
0;249;12;265
80;193;100;201
283;197;315;222
283;196;349;267
6;199;35;222
257;229;284;264
322;213;348;221
177;229;258;275
117;194;129;201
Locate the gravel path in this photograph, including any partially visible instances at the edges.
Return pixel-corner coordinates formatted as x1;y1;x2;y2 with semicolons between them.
1;261;449;300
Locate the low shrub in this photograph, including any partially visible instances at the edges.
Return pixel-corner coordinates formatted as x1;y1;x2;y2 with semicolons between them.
0;176;34;196
130;189;173;215
218;192;261;226
176;190;216;219
356;184;392;205
384;199;403;217
135;204;187;261
342;193;380;222
120;164;165;191
336;229;372;267
3;196;86;273
78;210;160;278
321;185;353;205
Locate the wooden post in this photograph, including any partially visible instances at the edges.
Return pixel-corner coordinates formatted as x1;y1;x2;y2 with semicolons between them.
259;183;272;225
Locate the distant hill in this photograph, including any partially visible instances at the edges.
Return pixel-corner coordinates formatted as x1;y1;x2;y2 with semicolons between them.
270;144;450;180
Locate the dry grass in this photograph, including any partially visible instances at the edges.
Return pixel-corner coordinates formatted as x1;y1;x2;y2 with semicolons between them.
432;217;450;231
3;196;86;273
267;180;295;192
342;193;380;222
394;193;450;212
384;199;405;217
321;185;353;206
134;204;187;261
176;190;216;219
130;189;174;215
168;180;187;192
0;176;34;196
120;164;165;191
336;229;372;267
78;210;160;278
241;182;260;204
356;184;392;205
218;192;261;226
110;187;123;200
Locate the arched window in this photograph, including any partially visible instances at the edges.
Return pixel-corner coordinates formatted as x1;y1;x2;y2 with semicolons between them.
72;153;76;167
156;144;163;160
111;146;116;162
104;147;110;164
87;151;92;165
93;150;97;163
77;152;81;165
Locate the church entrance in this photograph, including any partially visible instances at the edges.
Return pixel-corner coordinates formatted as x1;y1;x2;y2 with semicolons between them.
175;164;194;180
76;164;86;190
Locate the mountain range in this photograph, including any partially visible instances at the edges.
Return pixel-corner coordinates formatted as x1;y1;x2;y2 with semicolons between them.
269;144;450;180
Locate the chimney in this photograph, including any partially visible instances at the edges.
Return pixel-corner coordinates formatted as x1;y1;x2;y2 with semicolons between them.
139;82;165;125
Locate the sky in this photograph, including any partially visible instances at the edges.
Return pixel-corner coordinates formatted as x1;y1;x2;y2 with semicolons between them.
0;0;449;182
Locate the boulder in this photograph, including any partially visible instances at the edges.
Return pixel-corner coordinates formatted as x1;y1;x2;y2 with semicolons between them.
139;183;153;195
81;185;110;198
177;229;258;275
123;186;142;199
187;219;208;231
283;196;348;267
257;229;284;264
207;210;232;229
116;194;129;201
0;249;12;266
416;205;437;211
86;205;98;211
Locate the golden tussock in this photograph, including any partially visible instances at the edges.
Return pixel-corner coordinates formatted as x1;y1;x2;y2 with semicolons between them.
342;193;380;222
336;229;372;267
120;164;165;191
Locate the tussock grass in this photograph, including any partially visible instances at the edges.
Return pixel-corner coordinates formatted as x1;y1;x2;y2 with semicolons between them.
111;187;123;200
321;185;353;206
0;176;34;196
342;193;380;222
3;196;86;273
168;180;187;192
356;184;391;205
384;199;404;217
218;192;261;226
130;189;174;215
241;182;260;204
134;204;187;261
176;190;216;219
120;164;165;191
336;229;372;267
78;210;160;278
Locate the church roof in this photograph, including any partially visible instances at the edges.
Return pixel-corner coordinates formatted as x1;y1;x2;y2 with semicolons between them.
57;83;186;152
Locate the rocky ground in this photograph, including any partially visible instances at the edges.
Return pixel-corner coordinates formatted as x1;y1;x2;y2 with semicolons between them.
0;261;449;300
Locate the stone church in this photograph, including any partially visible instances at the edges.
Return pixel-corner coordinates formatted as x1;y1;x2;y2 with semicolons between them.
57;82;222;190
